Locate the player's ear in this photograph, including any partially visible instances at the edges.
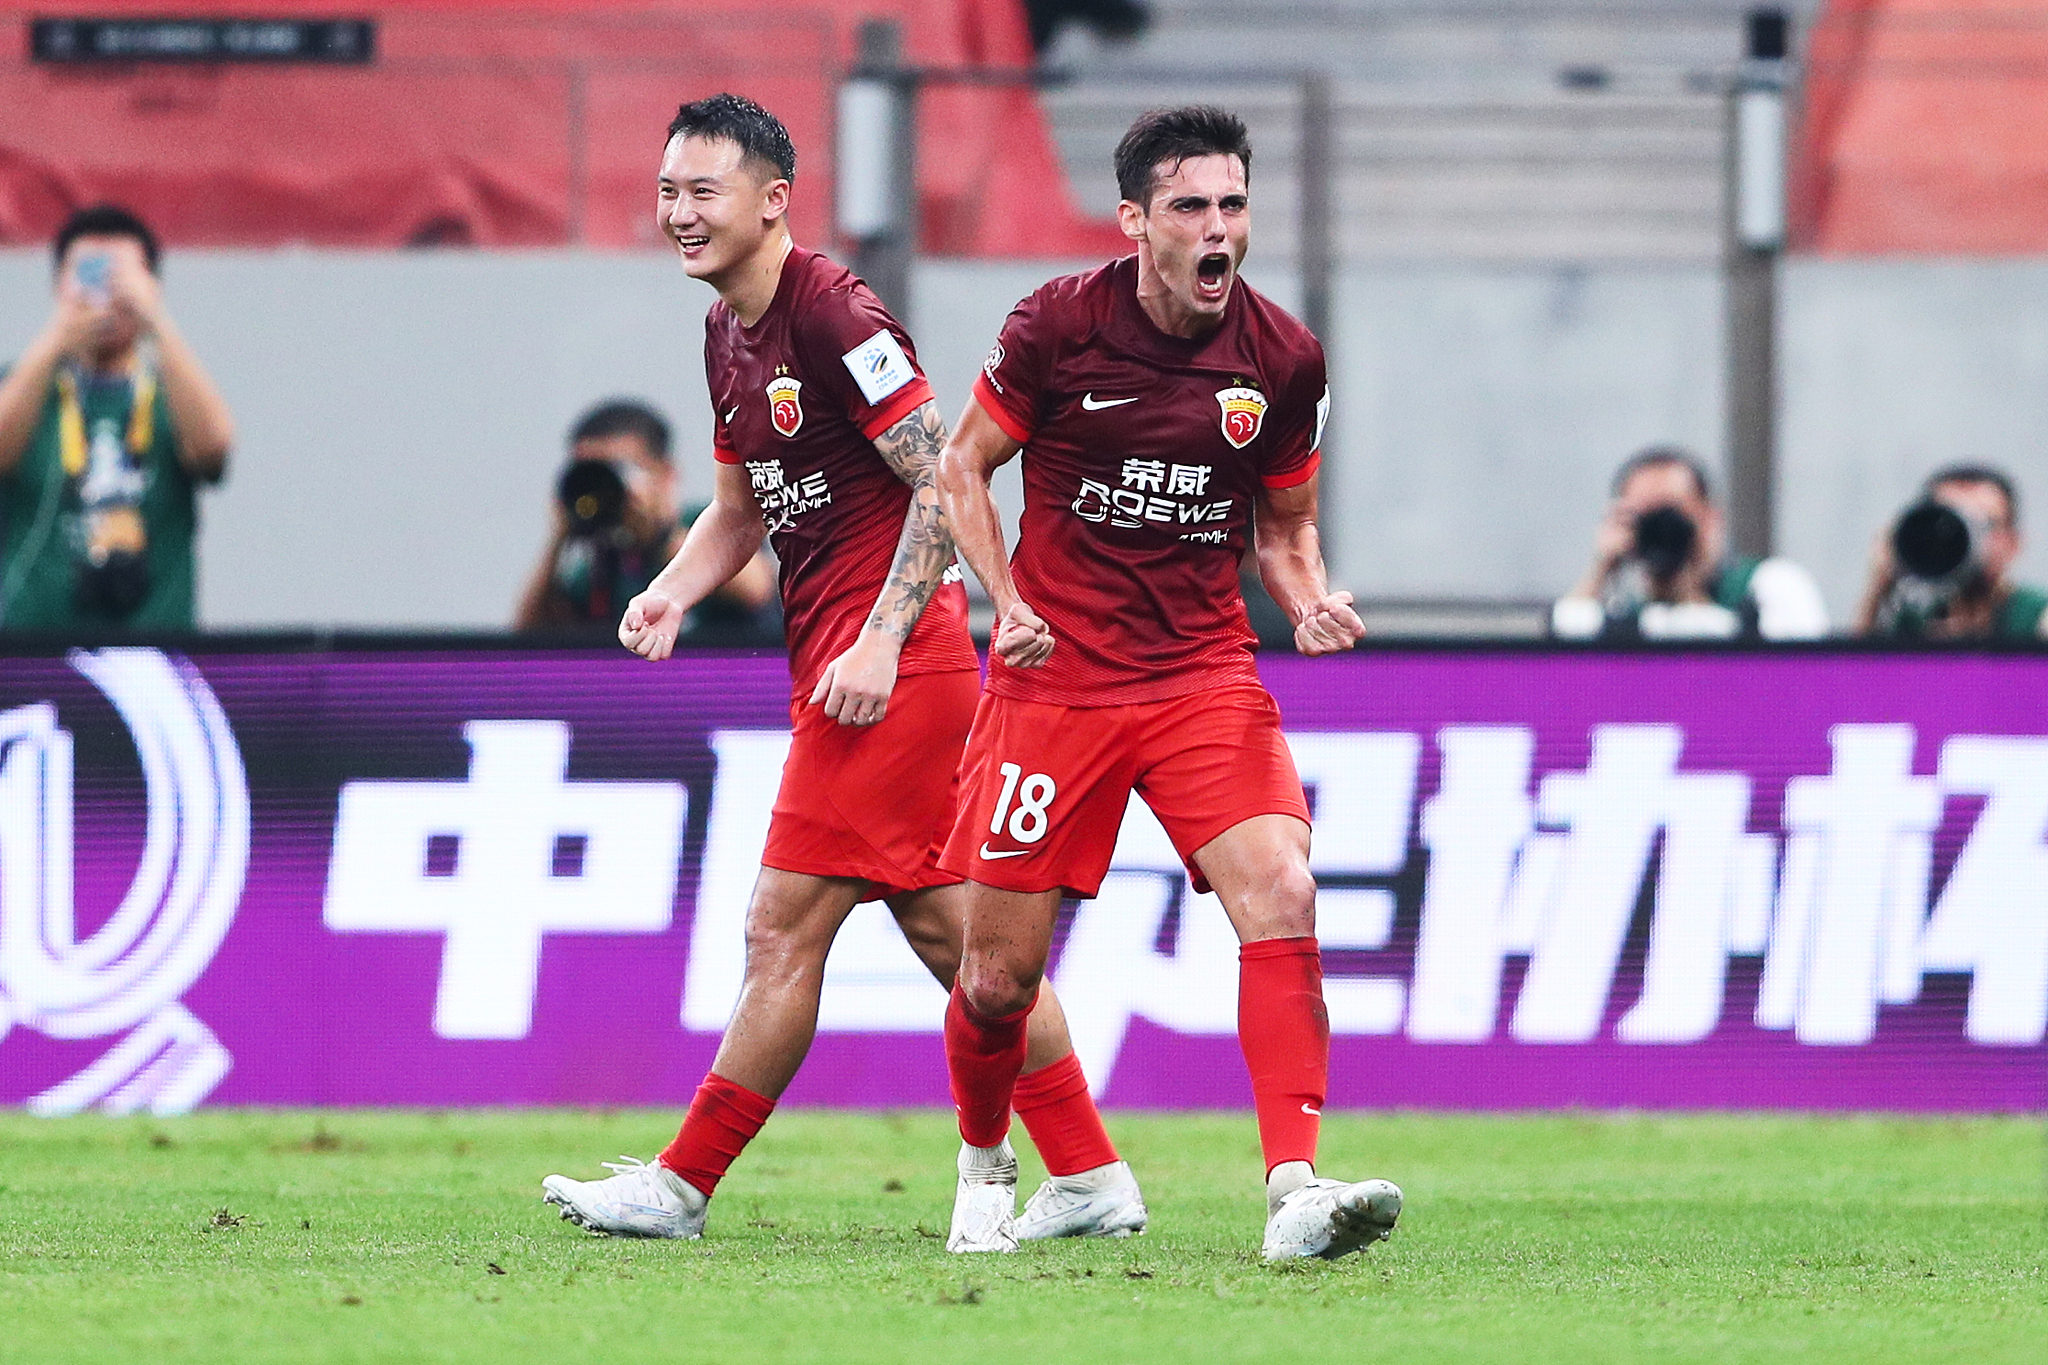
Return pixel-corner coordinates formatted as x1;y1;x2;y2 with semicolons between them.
761;177;792;224
1116;199;1147;242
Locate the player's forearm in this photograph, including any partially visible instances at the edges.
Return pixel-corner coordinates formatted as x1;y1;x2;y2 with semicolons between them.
1256;519;1332;624
150;314;234;479
713;551;778;612
936;451;1019;614
0;327;67;475
865;400;957;643
865;482;952;643
649;499;765;611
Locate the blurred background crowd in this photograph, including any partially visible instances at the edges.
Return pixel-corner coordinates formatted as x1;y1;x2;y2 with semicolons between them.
2;0;2044;642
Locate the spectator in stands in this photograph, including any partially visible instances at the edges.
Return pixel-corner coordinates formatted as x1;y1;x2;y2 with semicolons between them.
1551;445;1829;640
0;204;234;631
1855;464;2047;640
515;399;777;640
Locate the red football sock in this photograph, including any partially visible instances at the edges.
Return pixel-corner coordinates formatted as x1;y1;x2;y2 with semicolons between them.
1013;1052;1118;1177
657;1073;776;1195
945;983;1033;1148
1237;936;1329;1174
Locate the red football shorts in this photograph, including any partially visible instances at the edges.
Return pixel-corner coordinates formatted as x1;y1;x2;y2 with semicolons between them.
938;683;1310;898
761;668;979;897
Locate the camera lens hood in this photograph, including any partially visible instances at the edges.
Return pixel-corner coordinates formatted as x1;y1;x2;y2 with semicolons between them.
556;458;628;536
1630;506;1697;581
1892;500;1974;585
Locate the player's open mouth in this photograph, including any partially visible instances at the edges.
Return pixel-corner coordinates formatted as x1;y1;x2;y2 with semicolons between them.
1194;252;1232;301
676;234;711;254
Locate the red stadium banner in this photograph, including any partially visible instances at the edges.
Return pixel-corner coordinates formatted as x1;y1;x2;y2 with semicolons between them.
0;0;1124;255
1792;0;2048;254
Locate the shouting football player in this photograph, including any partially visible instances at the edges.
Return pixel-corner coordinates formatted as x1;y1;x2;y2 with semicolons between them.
933;105;1401;1260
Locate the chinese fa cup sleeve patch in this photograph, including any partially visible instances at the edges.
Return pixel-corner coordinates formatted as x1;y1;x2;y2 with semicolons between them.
841;328;917;406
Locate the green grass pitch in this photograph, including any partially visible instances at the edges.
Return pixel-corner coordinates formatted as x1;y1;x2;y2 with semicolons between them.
1;1109;2040;1363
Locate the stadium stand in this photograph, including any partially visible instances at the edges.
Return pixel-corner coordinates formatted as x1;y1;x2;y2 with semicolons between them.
1038;0;1828;263
0;0;1123;256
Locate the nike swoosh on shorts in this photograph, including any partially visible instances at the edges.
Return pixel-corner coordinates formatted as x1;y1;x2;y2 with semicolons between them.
1080;393;1138;410
978;844;1033;860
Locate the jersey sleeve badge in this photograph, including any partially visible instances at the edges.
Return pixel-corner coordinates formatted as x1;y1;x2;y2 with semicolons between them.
840;328;916;405
1216;385;1268;449
766;370;804;438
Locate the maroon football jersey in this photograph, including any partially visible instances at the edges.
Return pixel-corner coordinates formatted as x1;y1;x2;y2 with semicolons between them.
707;246;977;697
971;255;1327;706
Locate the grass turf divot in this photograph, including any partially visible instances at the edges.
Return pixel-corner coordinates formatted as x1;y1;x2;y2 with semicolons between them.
0;1110;2040;1364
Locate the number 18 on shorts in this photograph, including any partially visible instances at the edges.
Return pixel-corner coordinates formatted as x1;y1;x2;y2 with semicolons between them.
938;686;1313;899
985;762;1057;852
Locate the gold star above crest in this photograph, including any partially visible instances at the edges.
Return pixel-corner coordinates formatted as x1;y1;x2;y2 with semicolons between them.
775;364;790;377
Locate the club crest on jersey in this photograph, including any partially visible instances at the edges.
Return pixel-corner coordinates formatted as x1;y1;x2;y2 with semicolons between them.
1215;386;1267;449
766;374;804;438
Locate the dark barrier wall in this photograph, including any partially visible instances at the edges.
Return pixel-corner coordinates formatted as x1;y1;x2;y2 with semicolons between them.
1;642;2042;1114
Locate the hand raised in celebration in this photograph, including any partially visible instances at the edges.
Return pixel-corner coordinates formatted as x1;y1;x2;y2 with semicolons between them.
618;589;686;661
993;600;1054;668
1294;590;1366;656
809;631;901;727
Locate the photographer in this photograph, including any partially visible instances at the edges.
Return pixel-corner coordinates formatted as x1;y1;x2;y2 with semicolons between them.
1551;446;1828;641
514;399;776;638
0;204;235;630
1855;464;2047;640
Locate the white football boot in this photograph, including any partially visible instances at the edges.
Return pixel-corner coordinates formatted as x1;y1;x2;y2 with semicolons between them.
1261;1168;1403;1262
946;1140;1020;1253
541;1156;709;1239
1017;1160;1149;1241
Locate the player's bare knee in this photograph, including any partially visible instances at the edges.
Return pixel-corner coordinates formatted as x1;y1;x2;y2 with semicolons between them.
1276;863;1320;935
1234;863;1318;941
959;958;1037;1018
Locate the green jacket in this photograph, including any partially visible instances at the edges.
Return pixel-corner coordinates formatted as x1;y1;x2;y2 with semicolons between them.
0;364;200;630
1888;583;2048;641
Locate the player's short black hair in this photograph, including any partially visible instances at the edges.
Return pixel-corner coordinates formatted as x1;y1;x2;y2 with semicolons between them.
570;400;672;464
667;93;797;183
1114;105;1252;208
53;203;161;276
1612;445;1713;501
1925;462;2020;527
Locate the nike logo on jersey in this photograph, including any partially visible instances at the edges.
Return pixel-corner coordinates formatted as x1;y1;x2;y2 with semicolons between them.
723;407;739;425
1080;393;1138;411
977;844;1033;860
1301;1103;1321;1116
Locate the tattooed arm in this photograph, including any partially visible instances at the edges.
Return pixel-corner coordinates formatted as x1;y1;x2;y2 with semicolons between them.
806;397;955;726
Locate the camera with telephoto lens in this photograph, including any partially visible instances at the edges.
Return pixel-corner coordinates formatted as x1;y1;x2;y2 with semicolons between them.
1890;499;1982;595
556;458;628;538
1629;506;1698;581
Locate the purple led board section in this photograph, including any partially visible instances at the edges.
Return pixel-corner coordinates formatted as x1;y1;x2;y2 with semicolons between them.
0;644;2041;1114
